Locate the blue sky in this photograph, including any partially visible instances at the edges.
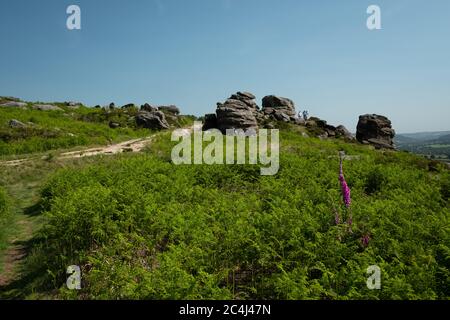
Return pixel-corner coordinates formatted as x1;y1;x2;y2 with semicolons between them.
1;0;449;133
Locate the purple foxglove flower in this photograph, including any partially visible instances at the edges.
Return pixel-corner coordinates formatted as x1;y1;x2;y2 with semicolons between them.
339;157;351;208
361;234;370;247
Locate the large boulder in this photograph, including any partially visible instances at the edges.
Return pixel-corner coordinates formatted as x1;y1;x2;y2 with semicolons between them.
31;104;63;111
262;95;296;121
214;92;259;133
356;114;395;149
136;110;169;130
202;113;218;131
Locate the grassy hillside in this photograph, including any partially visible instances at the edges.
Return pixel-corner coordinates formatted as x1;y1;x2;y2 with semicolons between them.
0;187;8;219
8;126;449;299
0;101;195;157
0;187;11;271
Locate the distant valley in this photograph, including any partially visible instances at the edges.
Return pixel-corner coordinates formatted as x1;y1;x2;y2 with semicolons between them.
395;131;450;163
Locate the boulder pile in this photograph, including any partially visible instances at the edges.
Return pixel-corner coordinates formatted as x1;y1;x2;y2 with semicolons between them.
213;92;259;133
356;114;395;149
261;95;296;122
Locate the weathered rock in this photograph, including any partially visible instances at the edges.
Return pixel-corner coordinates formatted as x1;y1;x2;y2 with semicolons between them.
272;111;291;122
367;138;395;150
262;95;296;119
335;125;354;140
294;118;306;126
215;92;259;133
121;103;135;109
158;105;180;115
236;91;255;100
0;101;27;108
9;119;26;128
141;103;158;112
109;121;120;129
308;117;327;128
356;114;395;149
325;125;336;137
136;110;169;130
32;104;63;111
202;113;218;131
65;101;82;109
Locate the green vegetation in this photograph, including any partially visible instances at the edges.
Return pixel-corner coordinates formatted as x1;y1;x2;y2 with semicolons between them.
395;132;450;163
0;187;8;219
0;187;11;270
0;104;151;156
7;127;448;299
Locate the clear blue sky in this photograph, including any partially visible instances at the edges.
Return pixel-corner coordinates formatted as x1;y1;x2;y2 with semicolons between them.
1;0;449;133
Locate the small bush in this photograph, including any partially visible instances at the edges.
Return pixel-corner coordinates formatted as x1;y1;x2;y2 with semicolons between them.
364;166;387;194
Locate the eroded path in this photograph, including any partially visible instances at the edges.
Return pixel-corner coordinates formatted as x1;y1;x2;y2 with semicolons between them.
0;134;159;292
0;181;41;291
0;136;154;167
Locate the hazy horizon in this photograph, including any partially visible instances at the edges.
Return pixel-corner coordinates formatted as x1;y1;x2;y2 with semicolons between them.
1;0;449;133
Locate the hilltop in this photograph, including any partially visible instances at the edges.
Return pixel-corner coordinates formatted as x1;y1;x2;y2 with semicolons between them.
0;94;449;300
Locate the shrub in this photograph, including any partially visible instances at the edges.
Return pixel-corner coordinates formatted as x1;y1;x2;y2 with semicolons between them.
364;166;387;194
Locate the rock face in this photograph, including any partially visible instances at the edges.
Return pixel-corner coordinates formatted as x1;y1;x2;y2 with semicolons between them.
215;92;259;133
202;114;218;131
0;101;27;108
356;114;395;149
335;125;354;140
262;95;296;122
32;104;63;111
136;110;169;130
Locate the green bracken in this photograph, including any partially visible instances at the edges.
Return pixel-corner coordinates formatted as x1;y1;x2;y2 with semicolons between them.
17;127;449;300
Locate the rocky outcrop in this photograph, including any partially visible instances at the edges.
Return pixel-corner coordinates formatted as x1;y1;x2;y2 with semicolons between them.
31;104;63;111
141;103;158;112
262;95;296;122
214;92;259;133
158;105;180;115
356;114;395;149
335;125;354;140
202;114;218;131
305;117;355;141
65;101;82;108
121;103;135;109
0;101;27;108
136;110;169;130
